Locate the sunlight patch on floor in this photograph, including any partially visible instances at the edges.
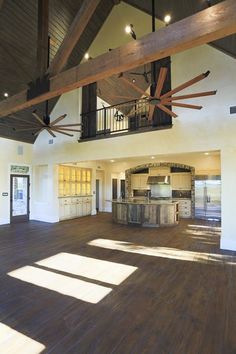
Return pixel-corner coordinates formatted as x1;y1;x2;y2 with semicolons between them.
0;322;45;354
8;266;112;304
88;239;236;265
35;253;137;285
188;224;221;232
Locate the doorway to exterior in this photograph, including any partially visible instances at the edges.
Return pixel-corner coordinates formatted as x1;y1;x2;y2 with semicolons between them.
10;175;30;223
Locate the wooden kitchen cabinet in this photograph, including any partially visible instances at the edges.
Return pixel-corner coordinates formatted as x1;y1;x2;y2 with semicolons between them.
171;173;191;190
59;196;92;220
131;174;148;190
149;167;170;175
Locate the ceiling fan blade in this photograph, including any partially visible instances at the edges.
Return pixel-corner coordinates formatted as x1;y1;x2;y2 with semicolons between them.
165;102;203;110
34;128;45;136
157;104;178;118
154;67;168;98
32;111;45;125
54;123;81;128
53;128;81;132
9;114;41;126
161;71;211;100
164;90;217;101
148;105;155;121
106;94;138;100
50;128;73;137
46;128;56;138
120;76;151;98
50;114;67;126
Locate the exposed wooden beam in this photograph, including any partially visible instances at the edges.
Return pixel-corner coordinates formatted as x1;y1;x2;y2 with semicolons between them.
0;0;236;118
47;0;101;76
36;0;49;78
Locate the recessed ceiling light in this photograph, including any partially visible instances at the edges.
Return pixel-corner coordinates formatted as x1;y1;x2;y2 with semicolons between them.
132;78;136;83
204;152;209;155
125;24;136;40
4;92;9;98
110;159;115;163
125;25;132;34
84;52;90;60
164;14;171;24
151;156;155;159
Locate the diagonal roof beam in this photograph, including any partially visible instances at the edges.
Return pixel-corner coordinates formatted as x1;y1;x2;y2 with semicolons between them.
47;0;101;76
0;0;236;118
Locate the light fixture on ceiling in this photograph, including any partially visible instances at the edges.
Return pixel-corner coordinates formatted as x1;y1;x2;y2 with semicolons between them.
204;152;209;155
84;52;90;60
125;24;136;40
132;78;136;83
206;0;212;7
3;92;9;98
110;159;115;163
164;14;171;25
151;156;155;159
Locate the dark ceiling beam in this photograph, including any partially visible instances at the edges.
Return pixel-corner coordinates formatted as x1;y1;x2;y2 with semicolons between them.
0;0;236;118
47;0;101;76
0;0;4;10
36;0;49;79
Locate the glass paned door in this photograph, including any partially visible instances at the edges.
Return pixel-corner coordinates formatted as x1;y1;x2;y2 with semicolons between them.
10;175;29;223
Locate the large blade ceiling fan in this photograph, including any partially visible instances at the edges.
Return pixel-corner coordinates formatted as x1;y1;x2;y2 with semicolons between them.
108;69;217;121
12;100;81;138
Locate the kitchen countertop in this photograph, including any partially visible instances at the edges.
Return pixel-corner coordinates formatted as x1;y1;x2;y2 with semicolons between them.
112;199;178;205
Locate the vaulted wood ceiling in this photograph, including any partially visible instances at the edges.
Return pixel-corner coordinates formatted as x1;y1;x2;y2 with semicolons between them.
0;0;235;143
0;0;115;143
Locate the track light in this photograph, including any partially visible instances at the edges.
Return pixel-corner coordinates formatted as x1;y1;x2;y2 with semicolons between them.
164;14;171;25
125;24;136;40
3;92;9;98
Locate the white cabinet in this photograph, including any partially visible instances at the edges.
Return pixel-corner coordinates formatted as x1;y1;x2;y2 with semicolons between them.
59;196;92;220
175;199;191;218
131;174;148;190
149;167;170;176
171;173;191;190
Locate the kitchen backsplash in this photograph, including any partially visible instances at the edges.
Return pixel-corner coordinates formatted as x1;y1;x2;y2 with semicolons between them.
172;190;191;198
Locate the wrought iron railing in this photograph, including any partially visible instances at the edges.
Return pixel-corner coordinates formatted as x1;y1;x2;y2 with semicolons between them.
80;98;171;140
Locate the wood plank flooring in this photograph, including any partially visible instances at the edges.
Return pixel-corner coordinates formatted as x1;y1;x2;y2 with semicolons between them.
0;213;236;354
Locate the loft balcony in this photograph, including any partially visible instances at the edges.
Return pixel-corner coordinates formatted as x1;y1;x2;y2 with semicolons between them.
80;98;172;141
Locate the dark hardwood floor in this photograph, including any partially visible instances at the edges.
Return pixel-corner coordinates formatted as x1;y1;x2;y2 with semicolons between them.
0;213;236;354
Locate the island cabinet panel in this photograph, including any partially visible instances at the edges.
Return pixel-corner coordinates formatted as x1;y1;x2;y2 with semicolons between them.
113;203;128;224
142;204;159;227
159;205;176;225
128;204;142;224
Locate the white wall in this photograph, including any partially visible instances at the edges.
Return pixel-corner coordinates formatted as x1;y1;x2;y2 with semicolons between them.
32;3;236;249
0;139;33;225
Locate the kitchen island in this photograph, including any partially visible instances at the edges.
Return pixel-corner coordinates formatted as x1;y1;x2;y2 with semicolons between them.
112;199;179;227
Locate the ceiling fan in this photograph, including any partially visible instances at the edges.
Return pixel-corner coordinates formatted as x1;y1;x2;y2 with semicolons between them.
109;68;217;120
11;100;81;138
129;64;151;83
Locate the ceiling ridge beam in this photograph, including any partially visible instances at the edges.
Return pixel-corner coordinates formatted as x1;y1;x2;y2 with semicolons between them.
0;0;236;118
47;0;102;76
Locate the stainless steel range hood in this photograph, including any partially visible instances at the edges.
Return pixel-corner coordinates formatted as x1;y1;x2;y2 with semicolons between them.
147;175;170;185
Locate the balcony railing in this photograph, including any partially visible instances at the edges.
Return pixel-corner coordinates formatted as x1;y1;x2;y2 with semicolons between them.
80;98;172;140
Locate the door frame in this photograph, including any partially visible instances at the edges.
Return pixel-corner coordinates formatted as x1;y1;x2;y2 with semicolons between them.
10;174;30;223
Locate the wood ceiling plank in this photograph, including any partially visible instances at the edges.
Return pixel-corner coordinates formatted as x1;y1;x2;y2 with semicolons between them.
48;0;101;76
0;0;236;118
36;0;49;78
